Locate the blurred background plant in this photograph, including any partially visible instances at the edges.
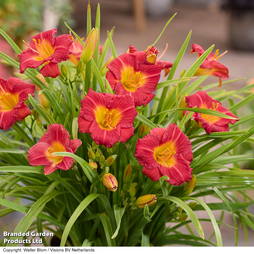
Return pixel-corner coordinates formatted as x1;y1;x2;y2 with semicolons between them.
0;0;74;47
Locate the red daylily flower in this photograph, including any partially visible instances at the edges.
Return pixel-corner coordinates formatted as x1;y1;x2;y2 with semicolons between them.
27;124;82;175
184;90;238;134
106;53;161;106
135;123;193;186
78;88;137;148
191;44;229;87
0;77;35;130
18;29;73;78
129;45;173;77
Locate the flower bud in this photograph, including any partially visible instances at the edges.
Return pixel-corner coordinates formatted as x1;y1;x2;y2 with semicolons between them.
137;123;150;138
136;195;157;209
89;162;97;170
105;156;115;166
102;173;118;192
180;69;186;78
76;60;85;74
100;155;105;164
147;54;157;64
179;213;188;221
178;96;188;120
80;28;98;64
61;65;68;78
88;150;95;160
129;183;137;198
31;109;39;118
36;117;42;126
183;175;196;196
188;202;197;209
36;74;50;110
123;164;132;184
100;56;113;76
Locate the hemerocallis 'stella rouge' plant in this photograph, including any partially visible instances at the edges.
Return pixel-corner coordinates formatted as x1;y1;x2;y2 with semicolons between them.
106;53;161;106
135;123;193;185
184;90;239;134
78;88;137;147
18;29;73;78
0;77;35;130
27;123;82;175
191;43;229;87
2;4;254;247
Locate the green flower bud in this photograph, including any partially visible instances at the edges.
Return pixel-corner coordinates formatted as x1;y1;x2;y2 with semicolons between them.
105;156;115;166
179;213;188;221
61;65;68;78
123;164;132;184
80;28;98;64
88;150;95;159
183;175;196;196
188;202;197;209
129;183;137;198
180;69;186;78
76;60;85;74
136;195;157;209
137;123;150;138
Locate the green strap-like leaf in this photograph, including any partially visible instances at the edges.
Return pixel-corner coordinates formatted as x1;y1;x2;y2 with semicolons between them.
60;193;101;246
111;205;126;239
7;190;63;246
158;196;204;239
185;197;222;246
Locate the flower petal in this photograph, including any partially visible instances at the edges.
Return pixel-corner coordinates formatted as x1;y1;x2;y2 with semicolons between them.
159;154;193;185
135;134;161;169
78;116;93;133
51;34;73;63
142;167;162;182
161;123;192;157
108;94;137;128
90;120;121;148
43;123;70;147
16;103;31;122
0;110;18;130
27;142;52;166
40;62;60;78
120;127;135;143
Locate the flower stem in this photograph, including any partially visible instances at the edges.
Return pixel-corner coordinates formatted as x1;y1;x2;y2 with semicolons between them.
12;123;35;147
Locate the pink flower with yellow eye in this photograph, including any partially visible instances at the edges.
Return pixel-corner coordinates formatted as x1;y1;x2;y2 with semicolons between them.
27;124;82;175
0;77;35;130
18;29;73;78
191;44;229;87
135;123;193;186
106;53;161;107
184;90;238;134
129;45;173;77
78;88;137;148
